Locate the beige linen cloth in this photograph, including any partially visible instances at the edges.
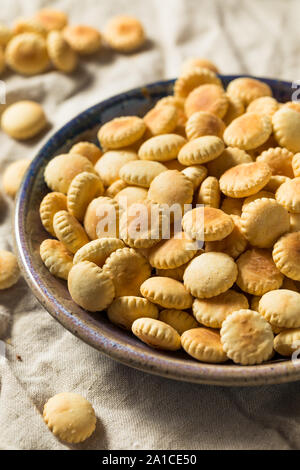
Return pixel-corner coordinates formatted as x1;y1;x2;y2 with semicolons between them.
1;0;300;450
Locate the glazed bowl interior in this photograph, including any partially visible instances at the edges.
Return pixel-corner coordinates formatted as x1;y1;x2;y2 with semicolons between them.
14;76;300;386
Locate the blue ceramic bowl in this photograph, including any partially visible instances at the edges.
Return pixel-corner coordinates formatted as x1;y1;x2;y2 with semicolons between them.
14;76;300;386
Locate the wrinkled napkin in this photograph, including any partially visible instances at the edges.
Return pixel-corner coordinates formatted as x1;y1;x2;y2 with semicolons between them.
1;0;300;450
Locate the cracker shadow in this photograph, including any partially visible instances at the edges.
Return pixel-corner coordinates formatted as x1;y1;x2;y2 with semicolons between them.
120;38;155;56
68;417;108;450
81;44;117;66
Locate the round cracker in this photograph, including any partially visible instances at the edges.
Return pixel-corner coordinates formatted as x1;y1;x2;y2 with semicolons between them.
132;318;181;351
227;77;272;106
183;252;238;299
43;393;96;444
241;198;290;248
40;239;73;280
276;177;300;213
197;176;220;208
53;210;89;254
259;289;300;328
178;136;225;166
148;170;193;208
236;248;283;295
219;161;271;198
182;328;228;363
273;108;300;153
174;67;222;99
274;329;300;357
138;134;186;162
0;250;20;289
68;261;115;312
108;296;159;330
98;116;146;150
223;113;272;150
182;207;234;242
119;160;167;188
184;84;229;119
257;147;294;178
104;15;145;52
273;232;300;281
185;111;225;141
140;276;193;310
220;309;274;365
103;247;151;297
67;172;104;221
148;232;198;269
193;289;249;328
205;214;248;259
159;309;199;335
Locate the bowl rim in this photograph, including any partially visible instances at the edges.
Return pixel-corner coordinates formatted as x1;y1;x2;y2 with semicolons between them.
14;75;300;387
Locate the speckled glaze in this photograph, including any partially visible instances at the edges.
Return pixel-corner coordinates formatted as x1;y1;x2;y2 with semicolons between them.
14;76;300;386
